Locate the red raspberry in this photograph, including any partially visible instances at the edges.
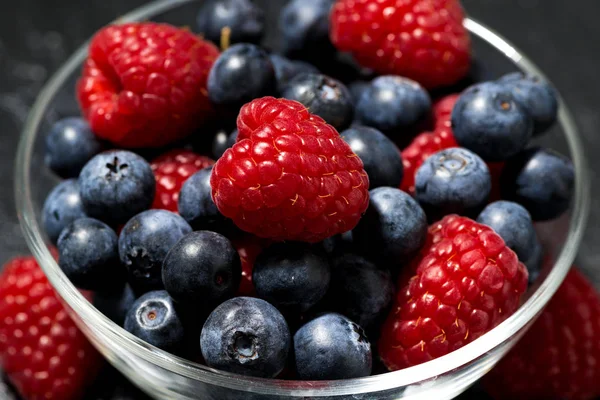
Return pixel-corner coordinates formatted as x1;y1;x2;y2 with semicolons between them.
232;236;266;296
378;215;528;370
330;0;471;89
77;23;220;148
433;93;460;130
400;128;457;195
487;161;505;203
151;149;214;212
485;268;600;400
0;256;103;400
211;97;370;243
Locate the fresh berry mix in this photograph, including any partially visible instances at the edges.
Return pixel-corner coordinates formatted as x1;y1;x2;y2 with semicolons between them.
196;0;265;46
44;117;106;178
501;147;575;221
330;0;471;89
294;313;372;380
35;2;581;390
77;23;219;148
379;215;529;370
451;82;533;161
0;256;103;400
253;242;330;312
42;178;87;243
415;147;491;220
484;268;600;400
211;97;369;242
355;76;431;136
124;290;185;353
150;149;214;212
162;231;241;308
341;126;404;189
200;297;291;378
281;73;354;131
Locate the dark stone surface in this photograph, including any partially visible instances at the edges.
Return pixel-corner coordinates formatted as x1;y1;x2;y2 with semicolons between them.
0;0;598;398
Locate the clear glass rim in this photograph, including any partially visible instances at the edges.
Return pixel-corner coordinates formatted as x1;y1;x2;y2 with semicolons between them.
15;0;591;396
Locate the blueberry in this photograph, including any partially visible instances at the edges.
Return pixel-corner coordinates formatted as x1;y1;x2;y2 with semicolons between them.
415;148;491;220
524;237;543;285
341;126;403;188
477;201;537;262
78;150;155;225
45;117;106;178
500;147;574;221
124;290;185;353
212;129;238;159
253;243;330;312
200;297;291;378
451;82;533;161
119;210;192;294
269;54;319;93
498;72;558;134
93;284;136;326
281;73;353;130
356;76;431;135
42;179;87;244
279;0;335;60
348;81;369;105
178;166;234;233
208;44;276;111
57;217;122;292
294;313;372;380
196;0;265;46
328;253;394;329
163;231;241;308
353;187;427;264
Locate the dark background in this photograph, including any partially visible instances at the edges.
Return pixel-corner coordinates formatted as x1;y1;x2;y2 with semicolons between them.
0;0;598;398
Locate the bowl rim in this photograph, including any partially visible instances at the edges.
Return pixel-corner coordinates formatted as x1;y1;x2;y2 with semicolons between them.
15;0;591;396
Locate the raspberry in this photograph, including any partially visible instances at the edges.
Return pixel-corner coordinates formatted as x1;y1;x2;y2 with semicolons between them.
330;0;471;89
232;235;266;296
0;256;103;400
433;93;460;130
77;23;220;148
487;161;505;203
400;128;457;195
485;268;600;400
378;215;528;370
151;149;214;212
211;97;370;243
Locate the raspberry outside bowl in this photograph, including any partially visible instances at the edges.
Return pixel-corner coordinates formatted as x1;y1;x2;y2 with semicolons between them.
15;0;590;399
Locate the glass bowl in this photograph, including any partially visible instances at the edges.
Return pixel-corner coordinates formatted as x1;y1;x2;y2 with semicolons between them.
15;0;590;399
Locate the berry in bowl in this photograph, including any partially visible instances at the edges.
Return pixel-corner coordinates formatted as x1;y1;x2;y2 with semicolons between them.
13;0;589;399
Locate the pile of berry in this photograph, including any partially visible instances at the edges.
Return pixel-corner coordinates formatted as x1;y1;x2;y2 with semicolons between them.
2;0;587;399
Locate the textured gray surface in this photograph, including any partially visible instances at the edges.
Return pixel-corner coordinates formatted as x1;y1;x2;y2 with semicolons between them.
0;0;598;398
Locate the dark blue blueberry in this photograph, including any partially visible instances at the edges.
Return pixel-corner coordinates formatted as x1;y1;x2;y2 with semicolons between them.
118;210;192;294
320;230;354;256
282;73;353;130
42;179;87;244
93;284;136;326
178;166;234;233
499;72;558;135
477;201;537;262
294;313;372;380
279;0;335;60
253;243;330;312
348;80;369;105
524;237;543;285
451;82;534;161
269;54;319;93
501;147;574;221
196;0;265;46
353;187;427;264
78;150;155;225
57;217;123;292
207;44;276;111
162;231;241;307
44;117;106;178
356;76;431;136
415;148;491;220
328;253;394;329
211;128;238;160
200;297;291;378
124;290;185;353
341;126;403;188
